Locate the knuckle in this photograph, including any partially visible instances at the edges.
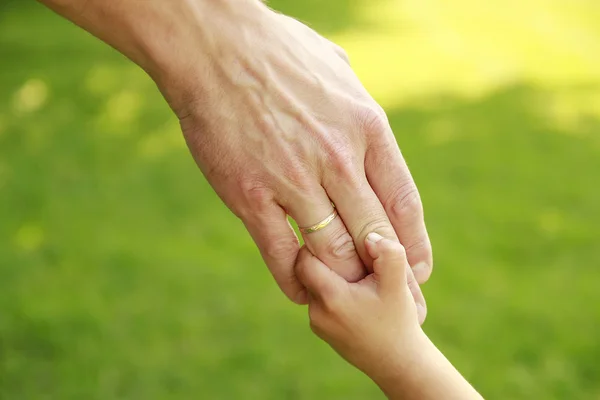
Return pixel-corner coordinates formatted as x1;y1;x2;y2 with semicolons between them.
282;163;314;194
325;148;363;187
355;103;389;137
387;183;424;223
404;237;432;256
323;37;350;64
322;227;357;262
239;178;274;211
332;43;350;64
357;215;394;244
263;235;299;261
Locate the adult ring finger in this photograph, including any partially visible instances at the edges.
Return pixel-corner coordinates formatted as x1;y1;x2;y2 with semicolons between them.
299;206;338;234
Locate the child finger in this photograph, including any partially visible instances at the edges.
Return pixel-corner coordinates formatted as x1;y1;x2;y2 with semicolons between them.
365;232;407;294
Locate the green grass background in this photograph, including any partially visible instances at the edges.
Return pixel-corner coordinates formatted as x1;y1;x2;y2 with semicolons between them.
1;1;599;399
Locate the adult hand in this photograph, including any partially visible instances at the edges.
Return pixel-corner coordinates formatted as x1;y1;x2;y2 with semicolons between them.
169;5;433;304
40;0;433;304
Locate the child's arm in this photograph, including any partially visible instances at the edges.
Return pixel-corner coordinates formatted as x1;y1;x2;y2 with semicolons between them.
295;232;483;400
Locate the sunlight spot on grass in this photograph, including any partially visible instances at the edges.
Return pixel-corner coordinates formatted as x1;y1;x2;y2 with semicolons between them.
538;209;563;236
138;120;185;159
14;224;45;252
12;79;49;113
330;0;600;109
105;90;142;125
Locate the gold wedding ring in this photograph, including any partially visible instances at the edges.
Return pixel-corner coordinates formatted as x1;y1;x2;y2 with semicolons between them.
299;206;338;234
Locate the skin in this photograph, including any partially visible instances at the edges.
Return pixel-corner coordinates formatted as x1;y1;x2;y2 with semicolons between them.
38;0;433;312
296;233;483;400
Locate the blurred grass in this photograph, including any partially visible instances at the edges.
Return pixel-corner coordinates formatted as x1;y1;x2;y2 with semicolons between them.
1;1;600;399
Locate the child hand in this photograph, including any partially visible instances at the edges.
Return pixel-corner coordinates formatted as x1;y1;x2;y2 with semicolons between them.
295;232;427;379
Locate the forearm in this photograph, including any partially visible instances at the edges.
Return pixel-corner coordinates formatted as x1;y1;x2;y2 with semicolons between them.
372;331;483;400
37;0;268;109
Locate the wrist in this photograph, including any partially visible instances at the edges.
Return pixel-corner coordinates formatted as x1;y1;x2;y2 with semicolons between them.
135;0;272;114
369;330;482;400
366;328;434;396
43;0;271;113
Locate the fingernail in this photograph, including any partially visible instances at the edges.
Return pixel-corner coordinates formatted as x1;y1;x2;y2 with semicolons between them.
412;262;432;283
366;232;384;243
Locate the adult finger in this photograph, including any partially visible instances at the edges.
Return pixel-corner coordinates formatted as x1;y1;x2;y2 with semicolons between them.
364;123;433;284
243;204;306;304
282;186;367;284
322;164;398;272
295;246;347;302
